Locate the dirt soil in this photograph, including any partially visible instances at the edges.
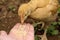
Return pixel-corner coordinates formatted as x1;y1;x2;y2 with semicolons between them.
0;0;60;40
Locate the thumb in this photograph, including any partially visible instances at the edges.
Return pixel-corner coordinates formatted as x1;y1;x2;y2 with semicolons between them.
0;30;7;36
0;30;8;40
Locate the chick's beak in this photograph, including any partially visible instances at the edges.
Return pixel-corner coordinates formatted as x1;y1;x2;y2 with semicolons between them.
18;10;26;24
19;10;31;24
20;13;25;24
20;15;25;24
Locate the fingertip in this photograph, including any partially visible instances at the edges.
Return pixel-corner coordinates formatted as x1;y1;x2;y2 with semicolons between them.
12;23;21;29
27;23;34;32
27;23;34;28
0;30;7;35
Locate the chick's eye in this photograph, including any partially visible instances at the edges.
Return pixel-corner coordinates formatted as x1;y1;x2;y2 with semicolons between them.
25;10;31;16
23;10;32;21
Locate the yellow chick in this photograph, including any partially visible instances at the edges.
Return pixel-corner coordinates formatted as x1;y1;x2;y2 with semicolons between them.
18;0;59;23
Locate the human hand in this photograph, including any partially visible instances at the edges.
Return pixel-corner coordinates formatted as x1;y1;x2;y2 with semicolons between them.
0;23;34;40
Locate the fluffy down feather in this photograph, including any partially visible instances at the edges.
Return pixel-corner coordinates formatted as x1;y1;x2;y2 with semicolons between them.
18;0;59;23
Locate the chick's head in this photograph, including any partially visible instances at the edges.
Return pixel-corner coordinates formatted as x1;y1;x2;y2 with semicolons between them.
18;4;31;23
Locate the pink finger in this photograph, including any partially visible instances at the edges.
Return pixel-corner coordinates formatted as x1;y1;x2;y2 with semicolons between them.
24;24;34;40
0;31;8;40
0;30;7;36
11;23;20;30
9;23;20;34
